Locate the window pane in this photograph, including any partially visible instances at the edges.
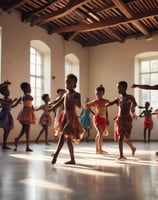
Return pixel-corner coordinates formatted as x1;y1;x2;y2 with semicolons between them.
36;88;41;97
30;64;35;75
31;88;35;97
30;53;36;64
36;78;41;88
151;59;158;72
141;60;150;72
30;47;44;107
30;76;35;87
140;74;150;84
36;55;41;65
36;65;41;76
151;73;158;85
139;57;158;110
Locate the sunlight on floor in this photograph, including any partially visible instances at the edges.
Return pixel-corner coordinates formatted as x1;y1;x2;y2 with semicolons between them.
19;178;73;192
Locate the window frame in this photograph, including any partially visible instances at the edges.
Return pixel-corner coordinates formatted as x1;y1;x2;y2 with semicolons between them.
138;56;158;110
30;47;44;107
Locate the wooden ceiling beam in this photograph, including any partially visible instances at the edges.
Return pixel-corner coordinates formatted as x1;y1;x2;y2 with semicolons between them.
22;0;59;22
64;32;79;41
4;0;29;12
104;28;125;42
48;8;158;34
31;0;91;26
112;0;150;36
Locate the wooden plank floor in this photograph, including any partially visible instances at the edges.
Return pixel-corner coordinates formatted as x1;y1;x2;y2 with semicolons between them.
0;141;158;200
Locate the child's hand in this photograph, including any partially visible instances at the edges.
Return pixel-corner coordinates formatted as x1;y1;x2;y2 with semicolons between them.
131;84;136;88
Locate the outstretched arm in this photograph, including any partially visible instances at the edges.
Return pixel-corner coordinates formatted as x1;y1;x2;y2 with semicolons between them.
12;97;21;108
106;98;118;107
132;84;158;90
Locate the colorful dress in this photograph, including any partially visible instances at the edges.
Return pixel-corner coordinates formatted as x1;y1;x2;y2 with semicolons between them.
0;100;13;130
17;95;36;125
85;99;109;135
114;115;132;141
39;104;52;126
144;118;153;130
80;108;92;129
61;110;84;144
53;103;64;136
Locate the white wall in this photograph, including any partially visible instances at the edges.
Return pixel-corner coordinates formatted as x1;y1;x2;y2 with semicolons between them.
89;36;158;141
0;10;89;143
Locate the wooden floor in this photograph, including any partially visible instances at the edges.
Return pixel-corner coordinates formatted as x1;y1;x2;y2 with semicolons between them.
0;141;158;200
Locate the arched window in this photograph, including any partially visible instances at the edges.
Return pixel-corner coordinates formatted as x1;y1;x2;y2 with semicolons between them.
30;40;51;106
65;54;80;91
135;52;158;110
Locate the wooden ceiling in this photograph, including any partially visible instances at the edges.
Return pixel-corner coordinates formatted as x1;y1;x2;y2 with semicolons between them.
1;0;158;47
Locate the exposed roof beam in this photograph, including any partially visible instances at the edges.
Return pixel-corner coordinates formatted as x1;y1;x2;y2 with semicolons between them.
104;28;125;42
31;0;91;26
65;32;79;41
48;8;158;34
22;0;59;22
112;0;150;36
4;0;29;12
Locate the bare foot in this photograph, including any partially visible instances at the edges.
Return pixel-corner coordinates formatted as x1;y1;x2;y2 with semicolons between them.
26;148;33;152
2;146;12;150
96;150;108;154
51;154;57;164
132;147;136;156
117;156;127;161
14;138;18;148
64;160;75;165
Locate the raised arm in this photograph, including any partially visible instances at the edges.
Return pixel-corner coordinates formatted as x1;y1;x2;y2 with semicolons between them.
12;97;21;108
132;84;158;90
106;98;118;107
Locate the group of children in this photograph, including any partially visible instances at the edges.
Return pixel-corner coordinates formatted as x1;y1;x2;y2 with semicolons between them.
0;74;158;164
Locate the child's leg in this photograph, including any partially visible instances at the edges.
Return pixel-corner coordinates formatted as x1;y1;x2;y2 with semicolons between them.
144;128;147;142
51;134;65;164
35;126;44;143
95;126;107;154
95;126;101;153
124;138;136;156
148;129;151;142
85;128;90;142
44;125;49;145
2;129;11;150
14;124;25;150
25;124;33;152
65;137;75;164
117;135;126;160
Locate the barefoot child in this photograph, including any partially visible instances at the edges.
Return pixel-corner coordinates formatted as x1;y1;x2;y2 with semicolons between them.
80;97;94;142
51;74;84;165
107;81;137;160
0;81;19;150
85;85;109;154
52;89;66;142
35;94;53;145
139;101;154;142
14;82;36;152
132;83;158;156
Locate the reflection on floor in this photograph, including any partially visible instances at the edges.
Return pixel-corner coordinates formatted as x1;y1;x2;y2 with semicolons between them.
0;141;158;200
